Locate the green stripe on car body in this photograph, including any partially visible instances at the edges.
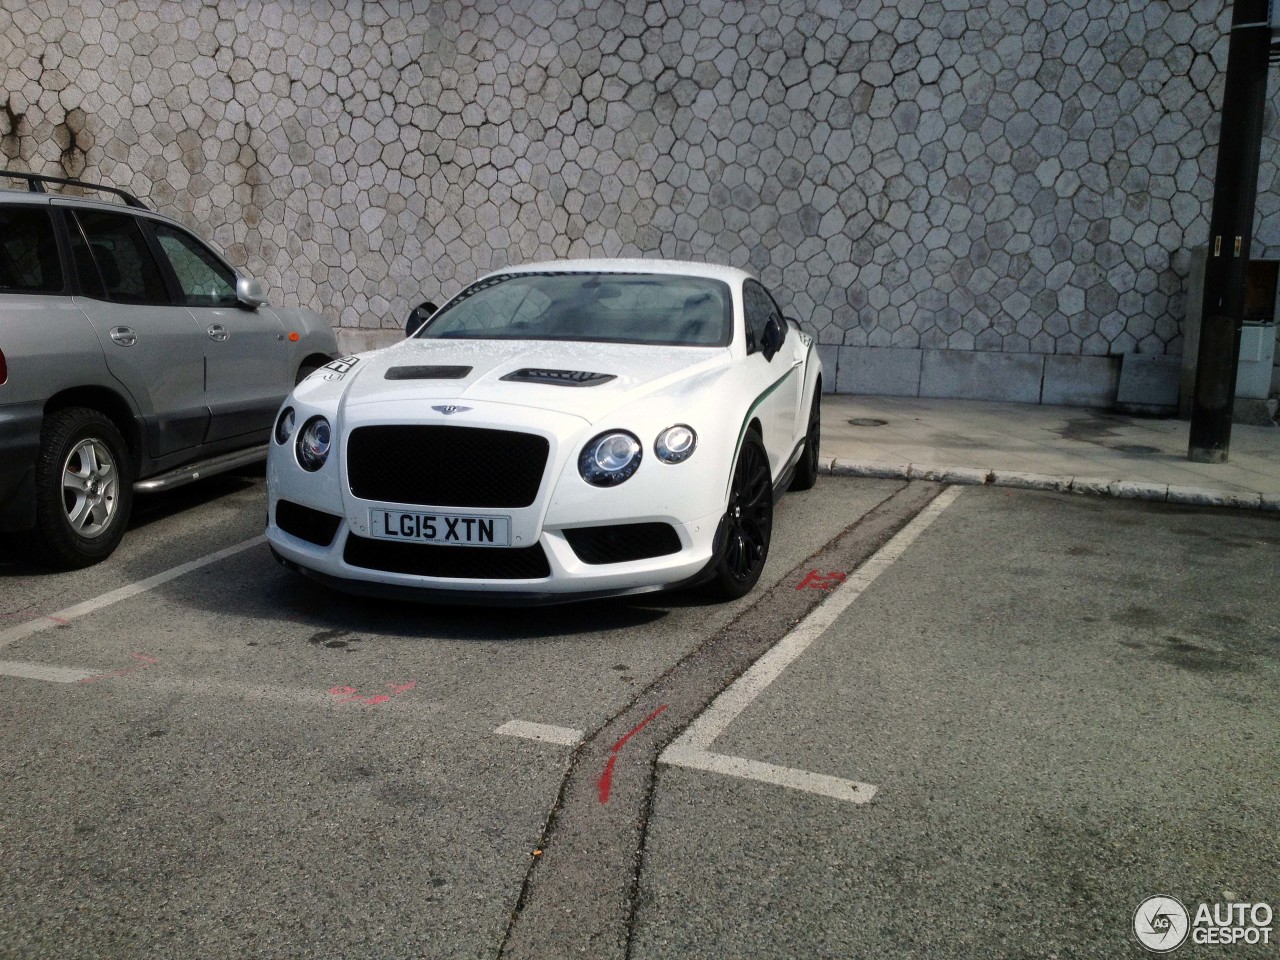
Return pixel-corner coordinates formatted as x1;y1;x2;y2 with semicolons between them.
724;365;799;500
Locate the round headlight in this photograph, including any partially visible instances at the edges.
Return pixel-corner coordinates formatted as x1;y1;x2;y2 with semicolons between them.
655;424;697;464
579;430;642;486
296;416;332;472
274;406;296;445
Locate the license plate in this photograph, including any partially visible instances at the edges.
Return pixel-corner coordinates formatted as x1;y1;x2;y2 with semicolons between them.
370;510;511;547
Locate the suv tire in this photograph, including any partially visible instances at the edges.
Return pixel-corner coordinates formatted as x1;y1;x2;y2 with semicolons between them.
33;407;134;569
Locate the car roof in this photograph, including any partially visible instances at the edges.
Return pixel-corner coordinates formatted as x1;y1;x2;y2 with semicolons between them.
478;258;754;286
0;186;189;228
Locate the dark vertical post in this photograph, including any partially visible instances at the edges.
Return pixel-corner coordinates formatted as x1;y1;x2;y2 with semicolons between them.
1188;0;1273;463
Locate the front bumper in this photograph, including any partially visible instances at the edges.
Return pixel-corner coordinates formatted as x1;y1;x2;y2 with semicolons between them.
265;504;726;605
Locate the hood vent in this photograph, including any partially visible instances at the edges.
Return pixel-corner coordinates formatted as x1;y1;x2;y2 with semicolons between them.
500;368;616;387
385;365;472;380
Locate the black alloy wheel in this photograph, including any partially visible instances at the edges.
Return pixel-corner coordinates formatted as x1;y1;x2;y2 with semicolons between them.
707;430;773;600
789;387;821;491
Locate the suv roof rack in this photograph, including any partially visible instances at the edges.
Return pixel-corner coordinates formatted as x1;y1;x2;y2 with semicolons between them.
0;169;148;210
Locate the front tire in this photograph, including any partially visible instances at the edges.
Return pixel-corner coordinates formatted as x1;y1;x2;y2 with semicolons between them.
706;430;773;600
33;407;134;569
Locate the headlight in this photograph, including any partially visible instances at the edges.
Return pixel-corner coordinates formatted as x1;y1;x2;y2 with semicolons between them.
655;424;697;464
274;406;296;444
579;430;642;486
296;416;332;471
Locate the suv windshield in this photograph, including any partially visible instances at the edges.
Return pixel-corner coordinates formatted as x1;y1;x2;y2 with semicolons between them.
415;272;732;347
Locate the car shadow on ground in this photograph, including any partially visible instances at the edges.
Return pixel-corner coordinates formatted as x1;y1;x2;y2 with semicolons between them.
0;474;263;578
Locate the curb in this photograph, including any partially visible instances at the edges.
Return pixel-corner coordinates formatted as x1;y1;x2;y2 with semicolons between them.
819;459;1279;512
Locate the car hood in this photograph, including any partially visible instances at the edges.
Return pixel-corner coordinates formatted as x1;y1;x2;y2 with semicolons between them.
328;339;733;422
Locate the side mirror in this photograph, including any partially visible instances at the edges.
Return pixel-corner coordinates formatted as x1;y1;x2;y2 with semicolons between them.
236;276;267;309
406;301;438;337
762;317;785;361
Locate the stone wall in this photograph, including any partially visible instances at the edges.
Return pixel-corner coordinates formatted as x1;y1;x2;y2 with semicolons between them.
2;0;1278;406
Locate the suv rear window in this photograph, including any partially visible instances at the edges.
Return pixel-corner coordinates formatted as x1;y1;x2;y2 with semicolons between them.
0;207;63;293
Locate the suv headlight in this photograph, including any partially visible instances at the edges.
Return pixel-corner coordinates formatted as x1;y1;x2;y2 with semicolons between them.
296;416;332;471
580;430;642;486
655;424;697;464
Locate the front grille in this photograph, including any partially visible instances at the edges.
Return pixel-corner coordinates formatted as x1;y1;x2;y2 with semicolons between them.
347;425;549;507
275;499;342;547
343;535;551;580
564;523;682;565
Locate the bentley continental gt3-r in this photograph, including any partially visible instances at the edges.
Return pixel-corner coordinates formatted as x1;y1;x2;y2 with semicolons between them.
266;260;822;604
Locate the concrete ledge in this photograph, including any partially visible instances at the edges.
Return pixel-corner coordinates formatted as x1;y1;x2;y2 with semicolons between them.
817;462;1274;511
1116;354;1180;412
919;350;1045;403
835;346;922;396
1106;480;1169;501
1165;486;1264;510
829;458;911;479
817;344;839;392
1041;355;1120;408
990;470;1072;492
336;328;402;354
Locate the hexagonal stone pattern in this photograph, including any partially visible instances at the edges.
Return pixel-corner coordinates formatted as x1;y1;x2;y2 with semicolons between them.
1;0;1277;364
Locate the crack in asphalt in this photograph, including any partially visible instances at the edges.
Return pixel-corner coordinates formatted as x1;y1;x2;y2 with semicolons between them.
498;480;944;960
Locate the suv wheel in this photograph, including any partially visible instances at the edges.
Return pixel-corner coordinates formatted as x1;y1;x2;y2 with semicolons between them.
33;407;134;568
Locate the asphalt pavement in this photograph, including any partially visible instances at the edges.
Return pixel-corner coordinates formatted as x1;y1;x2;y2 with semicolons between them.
817;394;1280;510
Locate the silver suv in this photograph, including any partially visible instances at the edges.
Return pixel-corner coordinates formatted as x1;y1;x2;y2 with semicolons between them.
0;170;338;568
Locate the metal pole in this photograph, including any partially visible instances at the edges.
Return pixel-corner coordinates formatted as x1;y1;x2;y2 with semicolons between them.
1188;0;1273;463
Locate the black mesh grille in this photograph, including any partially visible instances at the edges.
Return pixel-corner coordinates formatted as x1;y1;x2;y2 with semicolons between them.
501;368;616;387
275;499;342;547
347;425;549;507
564;523;682;565
343;535;551;580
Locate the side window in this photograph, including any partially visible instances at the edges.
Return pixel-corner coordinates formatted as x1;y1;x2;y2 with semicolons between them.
0;207;63;294
72;210;171;306
152;223;238;307
742;280;782;355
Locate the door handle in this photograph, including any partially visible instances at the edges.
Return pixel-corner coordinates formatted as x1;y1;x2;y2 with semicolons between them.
207;324;229;342
109;326;137;346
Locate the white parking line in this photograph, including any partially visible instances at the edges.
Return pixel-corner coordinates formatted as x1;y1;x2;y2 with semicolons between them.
496;720;584;746
0;535;265;651
0;660;96;683
661;486;964;804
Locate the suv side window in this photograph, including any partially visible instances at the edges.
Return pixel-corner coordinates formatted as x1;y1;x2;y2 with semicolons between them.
152;224;239;307
742;279;783;355
0;207;63;294
72;209;171;306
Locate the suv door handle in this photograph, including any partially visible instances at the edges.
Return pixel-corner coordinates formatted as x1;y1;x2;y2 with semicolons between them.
206;324;229;342
109;326;137;346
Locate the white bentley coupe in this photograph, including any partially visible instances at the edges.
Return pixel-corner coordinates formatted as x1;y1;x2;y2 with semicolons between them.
266;260;822;604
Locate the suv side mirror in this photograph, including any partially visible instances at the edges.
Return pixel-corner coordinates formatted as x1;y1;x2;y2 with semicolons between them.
406;301;438;337
762;317;785;361
236;276;268;308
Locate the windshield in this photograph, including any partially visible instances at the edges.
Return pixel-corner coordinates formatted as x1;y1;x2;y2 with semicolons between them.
415;272;733;347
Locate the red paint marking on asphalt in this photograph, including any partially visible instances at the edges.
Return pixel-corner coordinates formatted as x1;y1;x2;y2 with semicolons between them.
327;681;418;706
47;616;69;625
597;704;668;804
79;652;159;684
795;569;847;590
